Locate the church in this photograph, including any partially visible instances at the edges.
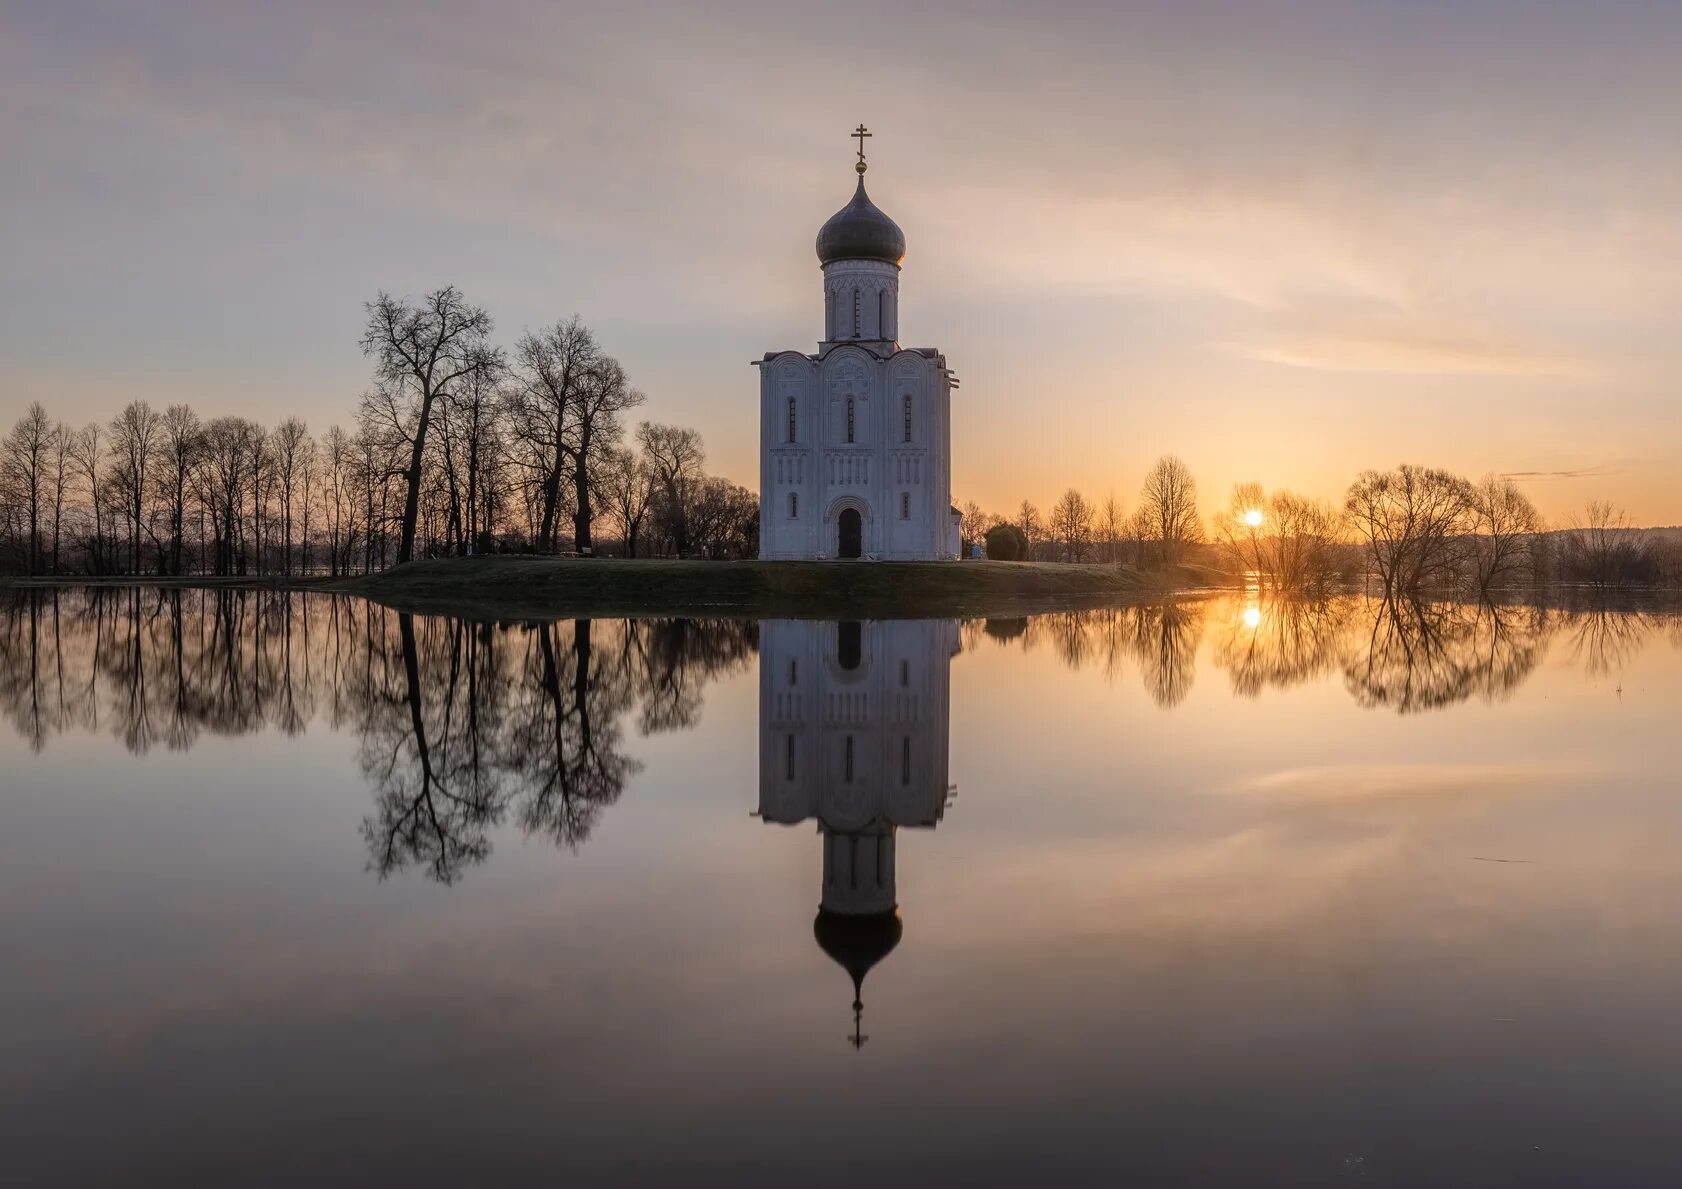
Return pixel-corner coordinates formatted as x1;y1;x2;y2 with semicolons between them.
756;129;961;561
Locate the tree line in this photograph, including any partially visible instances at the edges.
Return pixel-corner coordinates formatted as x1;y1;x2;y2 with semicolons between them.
0;287;757;576
963;455;1682;593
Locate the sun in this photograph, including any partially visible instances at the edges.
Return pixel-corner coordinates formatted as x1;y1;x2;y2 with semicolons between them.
1242;607;1263;629
1243;509;1264;528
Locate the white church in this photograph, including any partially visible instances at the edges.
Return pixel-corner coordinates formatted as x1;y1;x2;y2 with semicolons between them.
756;129;961;561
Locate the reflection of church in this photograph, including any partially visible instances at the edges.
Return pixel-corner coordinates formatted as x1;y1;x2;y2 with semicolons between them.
758;619;958;1047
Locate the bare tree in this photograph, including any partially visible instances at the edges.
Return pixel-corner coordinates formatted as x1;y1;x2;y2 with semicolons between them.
1344;465;1477;597
564;355;644;555
108;400;162;574
1560;500;1652;589
196;418;259;575
1017;499;1042;557
360;287;499;565
1097;494;1124;564
507;316;599;552
637;422;705;556
2;403;57;574
599;447;657;557
1137;455;1204;565
1050;488;1095;561
154;404;202;575
958;500;987;553
1215;482;1345;593
272;418;312;576
68;424;109;574
1471;475;1543;594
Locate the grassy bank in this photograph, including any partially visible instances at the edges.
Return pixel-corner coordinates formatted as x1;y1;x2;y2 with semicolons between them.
331;556;1217;619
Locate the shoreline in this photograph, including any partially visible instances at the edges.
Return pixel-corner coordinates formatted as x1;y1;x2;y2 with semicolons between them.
0;558;1226;620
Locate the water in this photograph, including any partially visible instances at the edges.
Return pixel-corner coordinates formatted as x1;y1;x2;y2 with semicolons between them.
2;588;1680;1187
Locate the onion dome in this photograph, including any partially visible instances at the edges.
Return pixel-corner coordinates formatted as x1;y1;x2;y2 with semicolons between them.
815;176;906;267
814;907;903;1049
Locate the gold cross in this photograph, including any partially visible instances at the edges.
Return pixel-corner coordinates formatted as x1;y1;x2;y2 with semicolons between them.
852;123;872;172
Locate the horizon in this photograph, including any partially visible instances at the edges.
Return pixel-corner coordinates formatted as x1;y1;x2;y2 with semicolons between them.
4;1;1681;524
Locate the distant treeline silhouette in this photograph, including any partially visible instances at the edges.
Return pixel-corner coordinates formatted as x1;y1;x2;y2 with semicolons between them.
0;290;757;577
962;458;1682;592
4;285;1677;588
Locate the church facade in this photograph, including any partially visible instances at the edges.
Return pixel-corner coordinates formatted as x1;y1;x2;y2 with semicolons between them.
756;132;961;561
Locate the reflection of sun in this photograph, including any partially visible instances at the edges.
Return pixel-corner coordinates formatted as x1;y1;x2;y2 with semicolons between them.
1243;509;1264;528
1243;606;1262;629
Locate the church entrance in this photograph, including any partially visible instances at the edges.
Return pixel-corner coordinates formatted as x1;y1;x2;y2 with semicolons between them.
837;508;863;559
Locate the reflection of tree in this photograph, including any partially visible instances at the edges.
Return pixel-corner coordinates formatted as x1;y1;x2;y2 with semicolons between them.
627;617;756;734
1343;598;1550;714
1556;595;1656;679
504;620;637;850
1214;598;1356;698
1128;602;1203;708
359;614;504;883
0;590;757;883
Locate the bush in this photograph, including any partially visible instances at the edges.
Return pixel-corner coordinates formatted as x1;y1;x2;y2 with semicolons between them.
984;523;1029;561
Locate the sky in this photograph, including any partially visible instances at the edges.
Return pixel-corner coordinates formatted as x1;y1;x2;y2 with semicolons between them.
3;0;1680;524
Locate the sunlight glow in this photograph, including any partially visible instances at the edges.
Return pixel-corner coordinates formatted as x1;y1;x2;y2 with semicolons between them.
1242;606;1263;629
1243;509;1265;528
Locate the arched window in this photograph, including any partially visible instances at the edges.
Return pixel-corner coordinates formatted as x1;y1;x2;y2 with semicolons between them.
852;288;861;337
878;289;887;337
903;394;913;442
787;397;797;443
844;735;855;783
786;734;796;780
789;492;798;519
845;397;855;444
789;658;798;685
900;491;910;519
901;736;911;785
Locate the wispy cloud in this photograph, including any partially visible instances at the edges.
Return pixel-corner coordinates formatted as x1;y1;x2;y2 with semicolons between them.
1500;465;1622;482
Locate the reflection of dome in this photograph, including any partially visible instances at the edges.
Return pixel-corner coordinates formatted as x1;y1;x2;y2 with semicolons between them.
814;906;903;1016
816;178;906;267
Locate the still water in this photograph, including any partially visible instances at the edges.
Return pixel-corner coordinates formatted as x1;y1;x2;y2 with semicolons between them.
2;588;1680;1187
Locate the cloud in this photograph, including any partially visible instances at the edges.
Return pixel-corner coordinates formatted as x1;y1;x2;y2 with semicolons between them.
1499;465;1621;482
1239;322;1585;377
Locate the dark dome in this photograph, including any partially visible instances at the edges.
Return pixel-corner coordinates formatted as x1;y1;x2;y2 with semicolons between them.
816;177;906;267
813;907;903;997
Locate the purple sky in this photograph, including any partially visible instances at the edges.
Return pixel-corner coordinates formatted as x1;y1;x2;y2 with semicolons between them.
3;0;1679;521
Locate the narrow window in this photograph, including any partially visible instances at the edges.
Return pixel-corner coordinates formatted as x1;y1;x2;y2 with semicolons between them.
844;735;855;783
786;734;795;780
838;621;862;671
789;658;798;686
846;398;855;444
852;288;861;337
878;289;886;337
789;492;798;519
901;736;911;785
903;394;913;442
787;397;797;443
901;491;910;519
899;659;909;687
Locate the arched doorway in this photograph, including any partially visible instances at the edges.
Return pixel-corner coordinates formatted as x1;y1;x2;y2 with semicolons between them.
837;508;863;559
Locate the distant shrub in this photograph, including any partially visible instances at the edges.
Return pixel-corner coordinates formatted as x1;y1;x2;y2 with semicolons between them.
985;523;1029;561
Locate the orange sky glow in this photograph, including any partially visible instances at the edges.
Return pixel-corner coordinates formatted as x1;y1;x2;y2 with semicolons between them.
2;1;1678;525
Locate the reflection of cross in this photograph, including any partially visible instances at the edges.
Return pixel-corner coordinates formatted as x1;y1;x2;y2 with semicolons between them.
847;998;869;1050
852;123;872;172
